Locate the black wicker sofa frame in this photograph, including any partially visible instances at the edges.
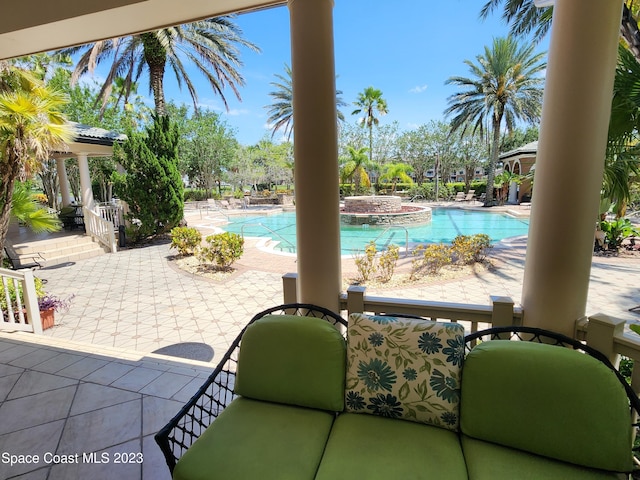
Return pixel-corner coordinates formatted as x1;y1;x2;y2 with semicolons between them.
155;304;640;479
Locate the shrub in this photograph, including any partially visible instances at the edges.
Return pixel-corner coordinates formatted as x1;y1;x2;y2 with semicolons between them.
170;227;202;256
451;234;492;264
0;277;45;312
421;243;453;275
599;218;640;251
353;241;377;283
198;232;244;269
378;245;400;282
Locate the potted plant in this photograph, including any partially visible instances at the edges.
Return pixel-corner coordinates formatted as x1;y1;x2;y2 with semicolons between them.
37;294;74;330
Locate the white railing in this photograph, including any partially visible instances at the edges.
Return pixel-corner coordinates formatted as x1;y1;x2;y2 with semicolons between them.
96;203;124;230
282;272;640;401
84;207;117;253
0;268;42;334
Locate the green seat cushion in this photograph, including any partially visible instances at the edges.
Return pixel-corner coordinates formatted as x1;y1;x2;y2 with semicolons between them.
346;313;464;430
315;412;468;480
461;435;620;480
235;314;346;411
461;341;633;472
173;397;335;480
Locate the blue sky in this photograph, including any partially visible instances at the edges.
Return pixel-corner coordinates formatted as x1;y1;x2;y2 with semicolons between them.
162;0;549;146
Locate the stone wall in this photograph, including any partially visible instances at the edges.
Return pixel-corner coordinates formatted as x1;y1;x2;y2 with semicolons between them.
343;196;402;213
340;207;432;226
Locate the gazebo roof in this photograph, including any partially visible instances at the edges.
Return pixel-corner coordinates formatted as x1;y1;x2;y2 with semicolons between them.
500;141;538;161
70;122;127;147
53;122;127;158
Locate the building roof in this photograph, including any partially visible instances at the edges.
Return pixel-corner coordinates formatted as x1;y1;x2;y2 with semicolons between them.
499;141;538;161
70;122;127;147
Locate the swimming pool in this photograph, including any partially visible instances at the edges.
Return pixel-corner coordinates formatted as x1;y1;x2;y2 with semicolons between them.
220;208;529;255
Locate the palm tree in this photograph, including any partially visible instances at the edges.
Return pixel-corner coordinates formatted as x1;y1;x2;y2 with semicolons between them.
60;17;259;116
0;68;73;253
380;163;414;194
480;0;640;62
352;87;388;163
265;63;347;141
11;182;61;234
340;146;372;195
445;37;545;206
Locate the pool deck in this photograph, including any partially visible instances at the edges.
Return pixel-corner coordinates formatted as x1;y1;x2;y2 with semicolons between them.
2;201;639;479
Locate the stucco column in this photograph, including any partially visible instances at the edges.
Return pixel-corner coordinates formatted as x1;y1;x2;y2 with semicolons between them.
522;0;623;335
55;158;72;207
288;0;341;311
77;153;94;209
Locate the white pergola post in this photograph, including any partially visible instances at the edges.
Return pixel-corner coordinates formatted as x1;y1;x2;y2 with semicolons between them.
288;0;341;311
55;158;72;207
522;0;624;336
77;153;94;209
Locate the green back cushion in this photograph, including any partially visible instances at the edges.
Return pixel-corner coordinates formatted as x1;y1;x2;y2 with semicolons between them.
345;313;464;430
235;314;346;412
461;341;633;472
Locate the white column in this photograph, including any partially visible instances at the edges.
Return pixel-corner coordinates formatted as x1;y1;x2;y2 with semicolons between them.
289;0;341;311
522;0;623;336
77;153;94;209
55;158;72;207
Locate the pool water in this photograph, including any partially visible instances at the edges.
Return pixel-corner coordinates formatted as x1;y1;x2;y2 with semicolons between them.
221;208;529;255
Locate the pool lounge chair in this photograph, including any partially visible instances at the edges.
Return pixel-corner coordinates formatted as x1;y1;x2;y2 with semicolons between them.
454;192;466;202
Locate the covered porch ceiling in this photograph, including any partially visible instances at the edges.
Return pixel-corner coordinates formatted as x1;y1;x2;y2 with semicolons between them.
0;0;285;60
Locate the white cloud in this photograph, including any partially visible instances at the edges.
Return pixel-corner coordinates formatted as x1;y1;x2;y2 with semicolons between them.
409;84;428;94
225;108;250;116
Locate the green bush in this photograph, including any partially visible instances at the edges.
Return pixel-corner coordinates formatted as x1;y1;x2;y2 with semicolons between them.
0;277;45;312
198;232;244;269
599;218;640;250
378;245;400;282
170;227;202;256
354;241;377;283
184;189;210;202
451;234;492;265
414;243;452;275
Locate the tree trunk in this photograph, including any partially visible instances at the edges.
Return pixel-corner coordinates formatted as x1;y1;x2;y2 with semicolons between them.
485;114;502;207
0;154;22;254
141;33;167;116
622;4;640;63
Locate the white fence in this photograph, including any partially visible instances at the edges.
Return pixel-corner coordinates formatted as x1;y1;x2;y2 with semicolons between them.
84;207;117;253
0;268;42;334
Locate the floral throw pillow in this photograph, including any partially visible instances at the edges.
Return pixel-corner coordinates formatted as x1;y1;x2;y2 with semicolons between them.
345;313;464;431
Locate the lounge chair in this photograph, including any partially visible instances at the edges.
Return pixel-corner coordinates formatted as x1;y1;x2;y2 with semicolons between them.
454;192;466;202
464;190;476;202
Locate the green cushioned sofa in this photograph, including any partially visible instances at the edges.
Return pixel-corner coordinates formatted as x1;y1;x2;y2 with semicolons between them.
156;304;640;480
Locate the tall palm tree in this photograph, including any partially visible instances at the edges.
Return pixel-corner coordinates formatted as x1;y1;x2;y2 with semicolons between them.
352;87;388;163
0;69;73;253
60;17;259;116
445;37;545;206
480;0;640;62
265;63;347;141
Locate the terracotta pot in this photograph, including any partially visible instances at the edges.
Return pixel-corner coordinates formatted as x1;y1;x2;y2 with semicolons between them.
40;308;55;330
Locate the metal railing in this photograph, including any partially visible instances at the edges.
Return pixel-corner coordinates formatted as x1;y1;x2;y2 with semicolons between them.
84;207;117;253
241;223;296;253
371;226;410;255
0;268;41;334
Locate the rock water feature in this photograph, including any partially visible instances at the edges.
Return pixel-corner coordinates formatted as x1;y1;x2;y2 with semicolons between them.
340;195;431;225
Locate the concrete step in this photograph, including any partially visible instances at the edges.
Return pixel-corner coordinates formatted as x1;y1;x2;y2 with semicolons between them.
11;235;108;267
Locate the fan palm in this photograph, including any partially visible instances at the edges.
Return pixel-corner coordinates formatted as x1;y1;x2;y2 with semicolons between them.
445;37;545;206
0;69;72;253
266;63;347;141
11;183;61;234
60;17;259;116
352;87;388;163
